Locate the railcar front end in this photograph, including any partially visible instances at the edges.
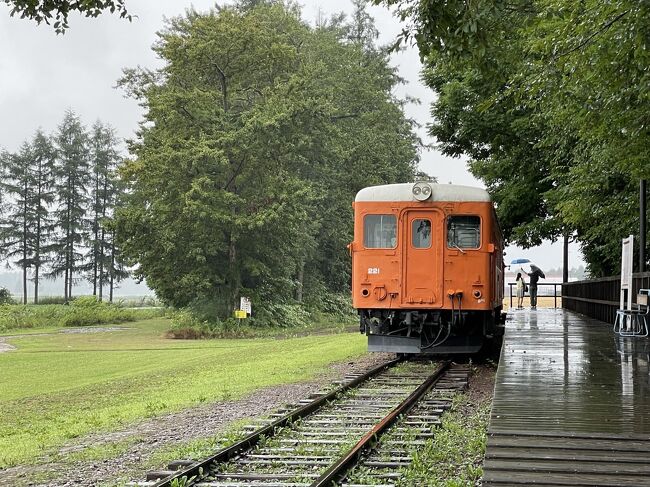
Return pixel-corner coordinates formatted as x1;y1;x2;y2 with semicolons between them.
350;182;504;354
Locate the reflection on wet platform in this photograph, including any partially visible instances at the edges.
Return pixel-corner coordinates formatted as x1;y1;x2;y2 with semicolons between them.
483;308;650;486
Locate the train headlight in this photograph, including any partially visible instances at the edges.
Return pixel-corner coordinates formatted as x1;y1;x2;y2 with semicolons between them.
413;182;432;201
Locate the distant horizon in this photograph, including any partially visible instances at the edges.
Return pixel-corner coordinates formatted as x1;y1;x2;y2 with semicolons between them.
0;269;153;299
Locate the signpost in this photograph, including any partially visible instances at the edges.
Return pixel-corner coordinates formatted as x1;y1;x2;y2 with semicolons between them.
240;296;252;316
620;235;634;329
234;296;252;324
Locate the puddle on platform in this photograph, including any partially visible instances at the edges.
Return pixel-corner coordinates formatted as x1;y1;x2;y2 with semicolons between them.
493;308;650;434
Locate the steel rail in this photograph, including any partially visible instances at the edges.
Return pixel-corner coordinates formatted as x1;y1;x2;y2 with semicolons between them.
309;360;451;487
151;357;401;487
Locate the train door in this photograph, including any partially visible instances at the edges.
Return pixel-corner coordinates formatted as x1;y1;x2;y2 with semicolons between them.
402;210;443;307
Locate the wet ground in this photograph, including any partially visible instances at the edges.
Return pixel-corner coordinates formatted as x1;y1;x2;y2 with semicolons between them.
493;307;650;434
484;308;650;485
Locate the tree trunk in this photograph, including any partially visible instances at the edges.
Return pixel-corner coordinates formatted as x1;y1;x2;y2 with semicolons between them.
98;179;108;302
22;260;27;305
228;235;239;312
68;251;73;300
34;181;41;305
68;235;74;300
98;231;104;301
92;260;97;295
68;189;74;301
562;234;569;284
64;195;71;302
34;235;39;305
109;241;115;303
98;254;104;302
64;267;68;302
34;264;39;305
92;167;100;296
23;178;28;305
296;262;304;302
23;214;27;305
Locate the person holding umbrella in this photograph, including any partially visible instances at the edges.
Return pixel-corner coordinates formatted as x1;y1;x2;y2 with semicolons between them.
510;259;546;309
525;264;545;309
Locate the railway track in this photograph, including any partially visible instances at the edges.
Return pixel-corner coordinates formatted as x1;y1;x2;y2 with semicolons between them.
134;359;469;487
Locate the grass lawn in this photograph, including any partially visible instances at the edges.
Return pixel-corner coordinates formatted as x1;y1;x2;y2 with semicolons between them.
0;318;366;468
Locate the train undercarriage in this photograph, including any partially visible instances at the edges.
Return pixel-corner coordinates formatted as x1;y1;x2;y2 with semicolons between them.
359;308;504;354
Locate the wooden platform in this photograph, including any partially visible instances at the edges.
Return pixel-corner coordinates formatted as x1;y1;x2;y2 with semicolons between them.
484;308;650;486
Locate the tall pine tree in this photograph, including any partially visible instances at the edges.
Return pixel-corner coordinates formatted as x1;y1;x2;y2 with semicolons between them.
50;110;91;301
0;136;55;304
86;121;123;300
29;130;57;304
0;144;33;303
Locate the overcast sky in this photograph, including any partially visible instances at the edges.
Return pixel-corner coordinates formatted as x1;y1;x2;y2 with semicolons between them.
0;0;584;271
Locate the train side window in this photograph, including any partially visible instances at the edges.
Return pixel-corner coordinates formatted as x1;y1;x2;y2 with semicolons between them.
447;215;480;249
412;219;431;248
364;214;397;249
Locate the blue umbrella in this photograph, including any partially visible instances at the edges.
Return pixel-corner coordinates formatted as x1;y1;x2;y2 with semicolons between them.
510;258;531;265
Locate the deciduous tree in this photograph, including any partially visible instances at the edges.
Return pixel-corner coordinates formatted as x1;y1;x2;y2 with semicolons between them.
375;0;650;275
117;2;418;318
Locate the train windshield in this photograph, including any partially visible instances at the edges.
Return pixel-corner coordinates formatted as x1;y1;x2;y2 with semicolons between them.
364;214;397;248
412;219;431;248
447;215;480;249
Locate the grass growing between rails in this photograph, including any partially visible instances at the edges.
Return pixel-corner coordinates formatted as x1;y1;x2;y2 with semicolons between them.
397;368;495;486
0;297;164;333
0;318;366;468
145;421;250;472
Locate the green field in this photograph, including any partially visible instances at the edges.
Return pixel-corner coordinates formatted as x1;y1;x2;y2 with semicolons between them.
0;318;366;468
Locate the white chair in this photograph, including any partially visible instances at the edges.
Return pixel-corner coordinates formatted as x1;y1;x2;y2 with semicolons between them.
615;290;649;337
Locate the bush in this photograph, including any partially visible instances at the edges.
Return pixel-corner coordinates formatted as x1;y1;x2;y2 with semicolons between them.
58;296;136;327
167;309;253;339
114;296;161;308
251;303;311;328
0;297;162;332
0;288;14;305
317;293;356;320
36;296;75;305
166;293;357;340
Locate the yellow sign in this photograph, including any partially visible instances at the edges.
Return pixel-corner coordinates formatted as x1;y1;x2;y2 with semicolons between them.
234;310;247;319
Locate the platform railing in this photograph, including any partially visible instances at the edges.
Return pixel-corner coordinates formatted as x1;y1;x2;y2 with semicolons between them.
506;282;562;309
562;271;650;323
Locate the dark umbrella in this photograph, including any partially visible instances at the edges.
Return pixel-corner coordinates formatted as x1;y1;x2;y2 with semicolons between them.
530;264;546;279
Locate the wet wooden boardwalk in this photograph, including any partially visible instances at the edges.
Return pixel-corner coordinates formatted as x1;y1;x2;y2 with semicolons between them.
484;308;650;486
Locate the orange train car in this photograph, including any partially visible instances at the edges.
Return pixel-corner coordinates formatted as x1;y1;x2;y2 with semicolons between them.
350;182;505;354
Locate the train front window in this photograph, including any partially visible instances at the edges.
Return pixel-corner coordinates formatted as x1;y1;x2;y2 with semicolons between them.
447;215;481;249
412;219;431;248
364;214;397;249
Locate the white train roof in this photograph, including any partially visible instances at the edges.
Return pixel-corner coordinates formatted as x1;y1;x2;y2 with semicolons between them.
355;183;492;203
